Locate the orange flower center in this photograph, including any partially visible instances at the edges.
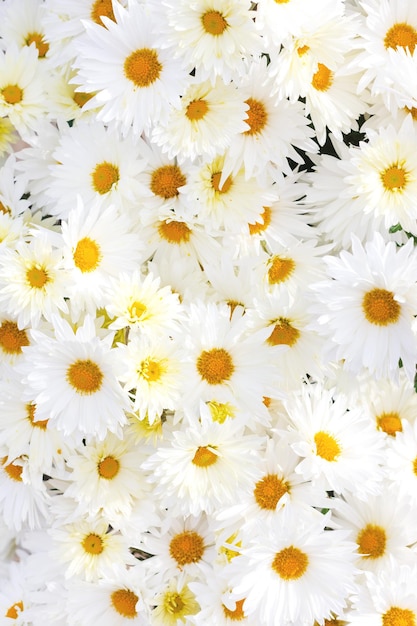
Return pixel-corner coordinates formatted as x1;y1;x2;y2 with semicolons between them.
186;99;209;121
169;531;205;567
124;48;162;87
25;32;49;57
192;446;218;467
357;524;386;559
201;10;228;35
73;237;102;272
312;63;333;91
362;288;401;326
91;162;119;194
98;455;120;479
197;348;234;385
254;474;289;510
111;589;139;618
272;546;309;579
0;321;29;355
244;98;268;136
2;84;23;105
66;359;104;395
314;431;341;462
384;22;417;54
150;165;186;199
158;220;191;244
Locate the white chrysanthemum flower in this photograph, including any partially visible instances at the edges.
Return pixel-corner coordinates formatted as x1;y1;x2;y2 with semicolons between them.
46;121;148;219
105;270;183;339
142;513;216;583
20;314;129;441
331;487;417;573
45;66;102;124
74;1;188;136
64;433;147;519
0;0;49;59
0;44;46;136
152;78;248;162
283;383;385;499
217;437;328;533
347;561;417;626
0;231;69;329
356;0;417;111
153;0;261;84
61;201;144;319
184;154;273;234
227;510;357;626
222;58;317;181
311;233;417;380
115;334;183;423
358;372;417;439
142;420;263;517
178;302;282;415
151;577;200;626
51;516;135;582
66;565;150;626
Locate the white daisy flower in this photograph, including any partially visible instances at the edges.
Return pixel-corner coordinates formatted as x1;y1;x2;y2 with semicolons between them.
66;565;150;626
74;1;188;137
331;486;417;573
152;77;249;162
0;231;69;329
0;43;47;137
227;509;357;626
51;516;135;583
20;314;129;441
46;121;149;219
61;201;144;319
311;233;417;380
283;383;385;500
64;433;147;519
104;270;183;339
152;0;261;84
0;0;49;60
348;561;417;626
142;420;263;517
115;333;183;423
151;577;200;626
177;301;282;415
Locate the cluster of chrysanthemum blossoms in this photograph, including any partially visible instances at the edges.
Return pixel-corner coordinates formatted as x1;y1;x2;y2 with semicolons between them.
1;0;417;624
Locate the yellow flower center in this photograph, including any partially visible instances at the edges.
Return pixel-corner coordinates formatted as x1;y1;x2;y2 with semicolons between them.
275;0;290;3
297;44;310;56
3;457;23;482
362;288;401;326
249;206;272;235
192;446;218;467
73;237;101;273
381;164;408;191
211;171;233;194
26;403;48;430
384;22;417;54
90;0;116;25
267;318;300;347
357;524;386;559
272;545;309;580
312;63;333;91
26;265;49;289
158;220;191;244
254;474;290;510
197;347;234;385
66;359;104;395
164;592;184;615
82;532;104;555
73;91;94;108
169;531;205;567
207;400;235;423
314;431;341;462
98;455;120;479
127;300;147;323
91;162;119;194
124;48;162;87
186;99;209;121
139;357;164;383
201;10;228;35
223;599;246;621
268;256;295;284
2;84;23;105
0;321;29;355
382;607;416;626
377;411;402;436
25;32;49;57
5;601;24;619
244;98;268;136
150;164;186;199
413;456;417;477
111;589;139;618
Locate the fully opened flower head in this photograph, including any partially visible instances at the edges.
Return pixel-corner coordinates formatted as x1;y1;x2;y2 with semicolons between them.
311;233;417;380
20;314;129;441
0;0;49;60
74;1;188;137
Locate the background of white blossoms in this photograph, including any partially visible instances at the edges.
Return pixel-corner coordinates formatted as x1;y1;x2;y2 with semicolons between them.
1;0;417;624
